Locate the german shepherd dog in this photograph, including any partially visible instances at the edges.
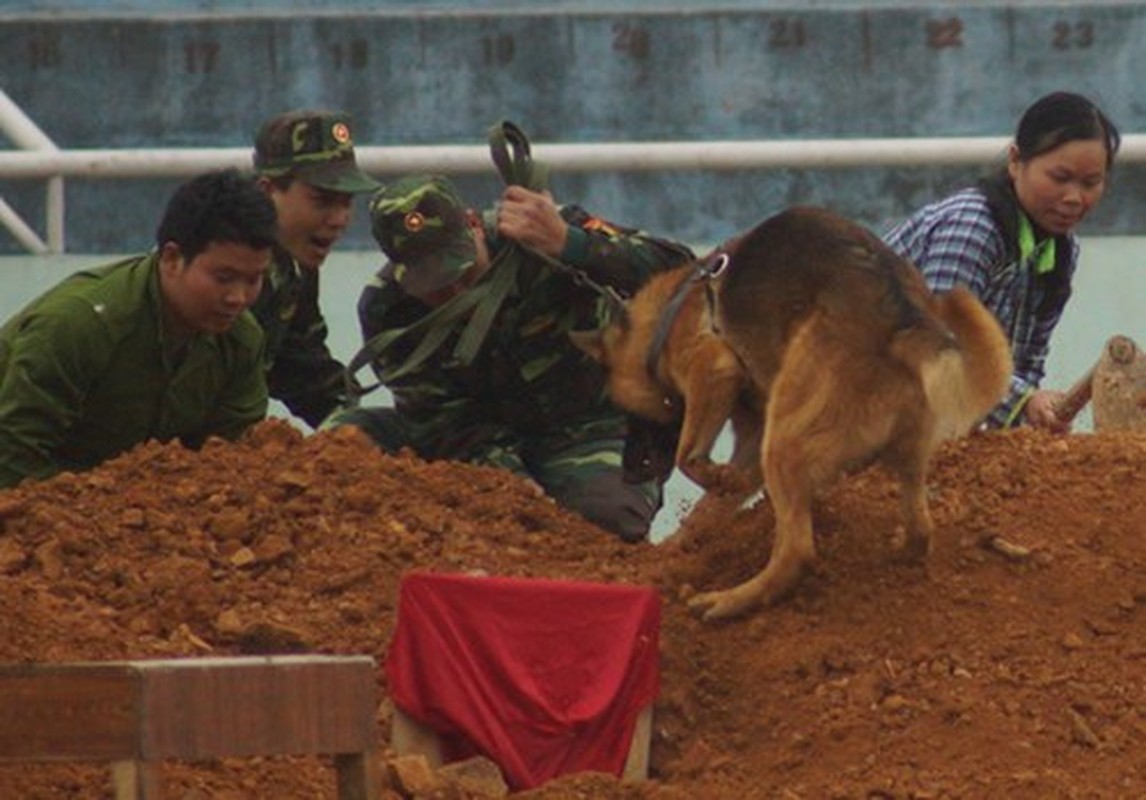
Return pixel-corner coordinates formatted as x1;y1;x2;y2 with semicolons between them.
573;206;1011;621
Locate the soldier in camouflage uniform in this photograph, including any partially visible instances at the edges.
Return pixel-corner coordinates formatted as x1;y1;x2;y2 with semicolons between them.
250;109;380;428
330;174;694;541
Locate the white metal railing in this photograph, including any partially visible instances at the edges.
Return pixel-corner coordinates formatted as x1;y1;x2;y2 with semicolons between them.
3;90;1145;254
0;89;63;253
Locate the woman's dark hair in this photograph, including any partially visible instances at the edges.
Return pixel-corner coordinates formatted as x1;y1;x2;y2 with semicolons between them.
1014;91;1121;169
155;168;279;262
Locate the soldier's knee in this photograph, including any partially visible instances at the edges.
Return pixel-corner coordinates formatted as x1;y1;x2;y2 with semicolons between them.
593;503;654;544
557;472;661;544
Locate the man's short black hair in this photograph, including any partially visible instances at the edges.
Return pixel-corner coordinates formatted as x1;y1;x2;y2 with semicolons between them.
155;168;279;262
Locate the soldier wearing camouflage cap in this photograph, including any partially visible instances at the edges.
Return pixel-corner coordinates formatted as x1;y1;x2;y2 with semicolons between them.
368;175;479;301
329;173;695;542
249;109;380;428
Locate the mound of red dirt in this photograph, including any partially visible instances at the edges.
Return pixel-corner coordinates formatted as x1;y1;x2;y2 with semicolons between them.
0;420;1142;798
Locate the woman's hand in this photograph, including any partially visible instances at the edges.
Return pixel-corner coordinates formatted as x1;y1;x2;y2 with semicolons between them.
1024;389;1072;433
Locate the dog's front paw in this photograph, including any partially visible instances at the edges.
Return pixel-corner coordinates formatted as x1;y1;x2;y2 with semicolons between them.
680;460;718;490
687;588;759;622
685;462;751;494
712;466;755;496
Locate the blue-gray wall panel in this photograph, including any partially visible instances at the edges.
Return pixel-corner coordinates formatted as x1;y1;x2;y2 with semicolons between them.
1;3;1143;252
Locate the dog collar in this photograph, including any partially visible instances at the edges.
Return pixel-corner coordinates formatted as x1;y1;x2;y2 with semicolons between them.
644;251;730;387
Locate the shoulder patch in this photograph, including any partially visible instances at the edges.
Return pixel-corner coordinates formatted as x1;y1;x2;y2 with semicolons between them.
580;216;623;237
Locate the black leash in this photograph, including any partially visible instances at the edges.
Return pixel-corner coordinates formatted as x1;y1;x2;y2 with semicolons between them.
489;120;627;323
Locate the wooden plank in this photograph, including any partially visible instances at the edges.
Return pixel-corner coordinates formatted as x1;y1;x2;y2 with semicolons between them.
622;706;652;781
112;760;160;800
390;708;444;767
0;656;378;762
334;751;383;800
0;664;140;761
134;656;377;759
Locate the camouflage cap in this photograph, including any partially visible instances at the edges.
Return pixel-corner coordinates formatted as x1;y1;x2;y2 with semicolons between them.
253;110;379;194
369;174;477;297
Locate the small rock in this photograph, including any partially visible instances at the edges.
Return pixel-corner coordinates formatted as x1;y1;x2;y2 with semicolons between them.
254;533;294;564
34;539;63;579
215;608;243;636
229;547;256;568
0;538;26;573
120;508;146;528
385;754;444;796
1067;707;1101;748
437;756;509;798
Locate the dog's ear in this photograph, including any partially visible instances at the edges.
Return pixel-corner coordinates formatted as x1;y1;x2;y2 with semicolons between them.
568;329;607;363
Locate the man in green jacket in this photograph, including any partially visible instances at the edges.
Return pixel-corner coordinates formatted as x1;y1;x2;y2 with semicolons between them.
331;174;695;542
0;169;277;489
249;109;380;428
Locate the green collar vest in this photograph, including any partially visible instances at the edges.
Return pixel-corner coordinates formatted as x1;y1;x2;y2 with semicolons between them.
1017;211;1057;275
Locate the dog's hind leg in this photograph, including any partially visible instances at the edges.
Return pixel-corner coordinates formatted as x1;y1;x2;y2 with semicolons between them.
884;427;939;562
898;467;934;562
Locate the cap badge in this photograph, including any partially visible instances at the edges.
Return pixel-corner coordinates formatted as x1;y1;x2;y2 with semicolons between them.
331;122;351;144
404;211;426;233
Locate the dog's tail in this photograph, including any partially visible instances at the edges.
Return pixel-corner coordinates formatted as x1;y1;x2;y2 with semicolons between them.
893;287;1013;441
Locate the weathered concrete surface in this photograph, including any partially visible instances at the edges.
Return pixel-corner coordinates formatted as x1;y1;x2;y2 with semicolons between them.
1;2;1143;252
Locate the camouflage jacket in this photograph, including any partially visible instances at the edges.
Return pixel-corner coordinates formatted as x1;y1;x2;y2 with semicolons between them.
357;205;695;463
250;246;352;428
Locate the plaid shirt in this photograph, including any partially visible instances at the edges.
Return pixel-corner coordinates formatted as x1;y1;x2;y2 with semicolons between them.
883;188;1078;427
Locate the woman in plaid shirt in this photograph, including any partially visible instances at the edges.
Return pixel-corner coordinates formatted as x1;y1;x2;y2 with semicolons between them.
884;92;1120;432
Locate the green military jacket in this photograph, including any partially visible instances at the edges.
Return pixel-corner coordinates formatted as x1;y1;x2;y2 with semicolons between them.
250;246;352;428
0;252;267;488
357;205;695;465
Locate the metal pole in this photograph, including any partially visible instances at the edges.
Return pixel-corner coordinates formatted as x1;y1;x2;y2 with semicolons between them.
1;135;1145;180
0;88;64;253
0;197;49;254
0;89;57;150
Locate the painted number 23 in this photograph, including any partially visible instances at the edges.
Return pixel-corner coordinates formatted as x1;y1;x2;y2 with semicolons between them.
1052;20;1094;49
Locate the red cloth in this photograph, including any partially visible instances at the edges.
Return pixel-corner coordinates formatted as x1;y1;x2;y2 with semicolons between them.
385;572;660;790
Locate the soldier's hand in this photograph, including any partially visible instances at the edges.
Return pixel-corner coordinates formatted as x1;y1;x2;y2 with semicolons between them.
523;476;550;501
496;185;568;258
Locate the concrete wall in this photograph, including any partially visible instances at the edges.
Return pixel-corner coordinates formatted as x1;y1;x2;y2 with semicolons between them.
2;1;1144;253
